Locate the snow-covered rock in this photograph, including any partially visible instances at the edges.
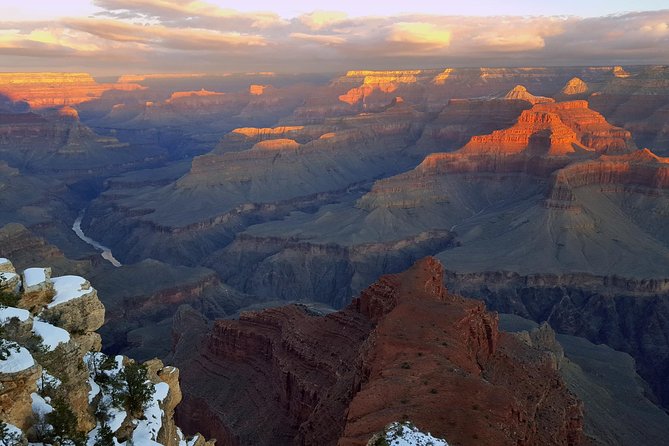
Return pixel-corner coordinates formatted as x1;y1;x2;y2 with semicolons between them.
31;320;70;352
48;276;93;308
0;257;14;273
0;346;35;374
370;422;449;446
0;271;21;293
0;306;31;325
22;268;50;291
0;257;211;446
31;392;54;417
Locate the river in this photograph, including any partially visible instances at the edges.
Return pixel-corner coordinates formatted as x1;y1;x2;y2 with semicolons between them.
72;210;122;267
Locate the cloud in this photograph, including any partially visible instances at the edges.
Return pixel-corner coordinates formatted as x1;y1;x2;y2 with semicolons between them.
299;11;348;30
94;0;283;29
63;17;268;49
290;32;346;45
387;22;451;47
1;6;669;73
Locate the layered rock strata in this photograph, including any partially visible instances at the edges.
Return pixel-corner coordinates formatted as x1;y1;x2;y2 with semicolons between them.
176;258;585;446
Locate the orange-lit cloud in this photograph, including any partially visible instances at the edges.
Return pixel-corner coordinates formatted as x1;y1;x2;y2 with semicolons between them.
387;22;451;47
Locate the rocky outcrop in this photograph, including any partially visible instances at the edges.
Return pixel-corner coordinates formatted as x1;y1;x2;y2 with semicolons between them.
546;149;669;205
0;344;40;430
459;100;634;157
415;97;532;151
561;77;589;96
444;269;669;409
0;257;211;445
176;258;585;446
501;315;669;446
0;73;143;108
588;65;669;155
503;85;555;104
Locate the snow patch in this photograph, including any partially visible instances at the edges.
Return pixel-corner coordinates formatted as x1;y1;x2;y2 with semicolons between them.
0;271;19;283
88;377;100;404
383;422;449;446
32;319;70;351
31;393;54;417
23;268;48;288
131;381;170;446
0;306;30;324
48;275;93;308
0;345;35;374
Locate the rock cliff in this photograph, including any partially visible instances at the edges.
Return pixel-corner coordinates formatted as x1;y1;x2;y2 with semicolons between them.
175;257;585;446
0;257;211;446
0;73;143;109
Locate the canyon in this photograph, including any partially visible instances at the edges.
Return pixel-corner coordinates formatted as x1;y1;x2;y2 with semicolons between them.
2;66;669;444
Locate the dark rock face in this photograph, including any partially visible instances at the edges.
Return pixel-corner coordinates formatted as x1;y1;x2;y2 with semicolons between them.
444;270;669;408
175;258;585;446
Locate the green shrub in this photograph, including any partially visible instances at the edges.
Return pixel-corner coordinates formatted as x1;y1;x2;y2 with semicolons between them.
93;422;115;446
120;362;155;416
0;419;23;446
45;396;86;446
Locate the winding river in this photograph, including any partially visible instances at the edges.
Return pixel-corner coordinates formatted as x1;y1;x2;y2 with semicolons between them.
72;210;122;267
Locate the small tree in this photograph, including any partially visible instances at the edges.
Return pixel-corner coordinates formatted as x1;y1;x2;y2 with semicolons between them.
119;362;155;416
45;396;86;446
0;337;20;361
0;420;23;446
93;421;115;446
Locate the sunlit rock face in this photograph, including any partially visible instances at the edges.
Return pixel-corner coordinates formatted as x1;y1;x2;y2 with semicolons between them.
561;77;590;96
0;73;143;109
503;85;555;104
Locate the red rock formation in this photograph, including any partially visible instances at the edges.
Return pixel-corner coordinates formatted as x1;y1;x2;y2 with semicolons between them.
459;101;634;157
0;73;143;108
416;97;533;151
176;258;585;446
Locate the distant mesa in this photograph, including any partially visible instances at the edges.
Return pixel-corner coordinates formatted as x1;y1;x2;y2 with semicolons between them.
116;73;206;83
165;89;225;103
613;65;632;78
249;84;269;95
0;72;144;108
503;85;555;104
338;70;420;104
561;77;589;96
251;138;301;151
432;68;454;85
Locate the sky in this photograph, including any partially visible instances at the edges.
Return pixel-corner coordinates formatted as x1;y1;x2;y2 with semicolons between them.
0;0;668;74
